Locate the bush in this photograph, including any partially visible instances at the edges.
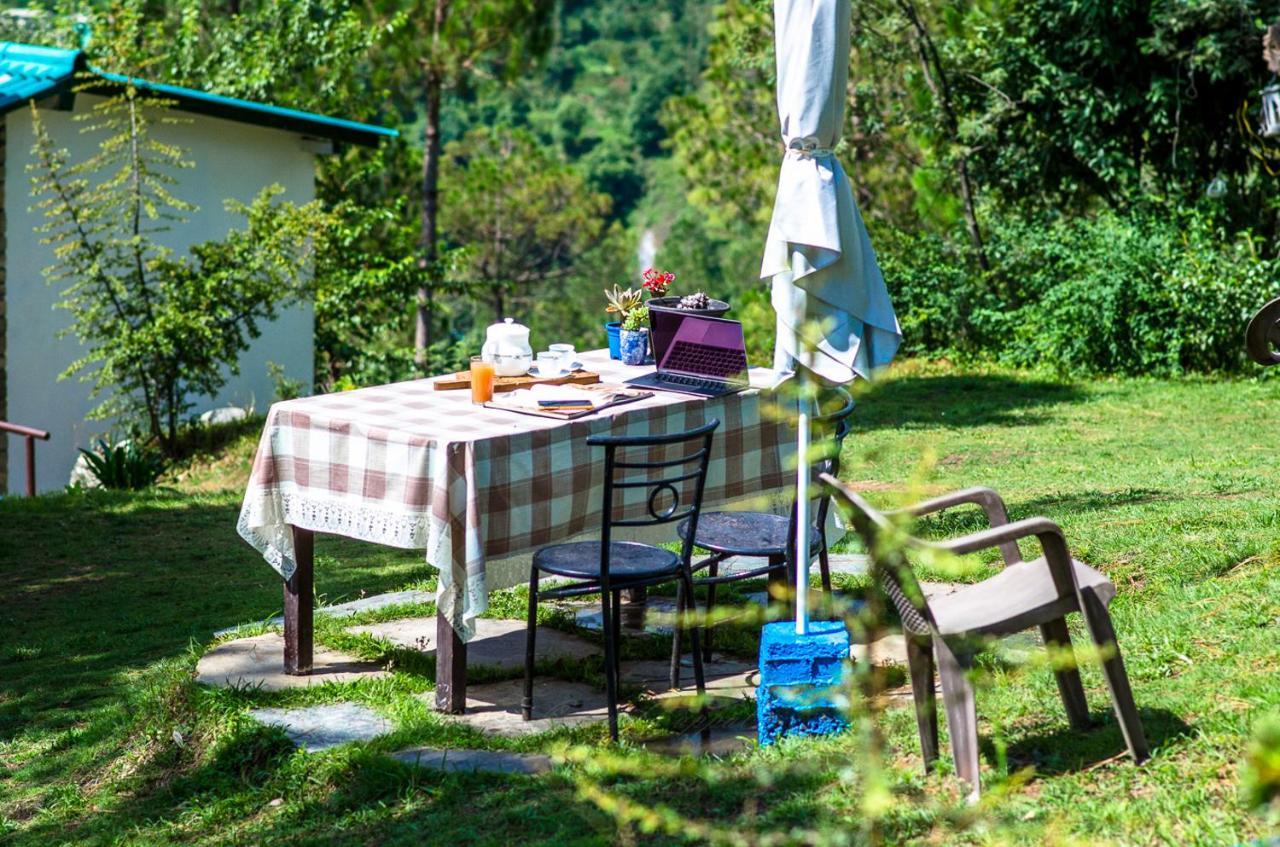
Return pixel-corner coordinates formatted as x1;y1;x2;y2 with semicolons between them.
78;439;167;490
879;209;1280;376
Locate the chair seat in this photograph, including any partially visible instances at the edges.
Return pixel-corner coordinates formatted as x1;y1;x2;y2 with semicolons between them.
678;512;822;557
930;556;1116;638
532;541;680;582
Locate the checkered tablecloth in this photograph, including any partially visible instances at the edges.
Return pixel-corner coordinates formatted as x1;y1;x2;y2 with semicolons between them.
237;350;795;640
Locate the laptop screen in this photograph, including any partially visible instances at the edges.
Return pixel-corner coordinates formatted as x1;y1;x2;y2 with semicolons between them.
649;307;685;365
657;313;748;379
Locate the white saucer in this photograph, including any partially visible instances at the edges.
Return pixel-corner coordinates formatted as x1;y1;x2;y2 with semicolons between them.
528;362;584;378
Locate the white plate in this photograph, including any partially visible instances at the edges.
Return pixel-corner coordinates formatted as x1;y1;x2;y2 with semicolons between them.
528;362;584;378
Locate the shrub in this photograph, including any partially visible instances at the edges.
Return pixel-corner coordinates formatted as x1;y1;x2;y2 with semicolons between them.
879;209;1280;376
78;439;167;490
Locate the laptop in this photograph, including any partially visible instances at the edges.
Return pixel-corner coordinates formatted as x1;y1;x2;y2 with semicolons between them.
624;310;750;398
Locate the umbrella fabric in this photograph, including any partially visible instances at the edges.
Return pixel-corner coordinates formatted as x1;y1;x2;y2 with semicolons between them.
762;0;901;384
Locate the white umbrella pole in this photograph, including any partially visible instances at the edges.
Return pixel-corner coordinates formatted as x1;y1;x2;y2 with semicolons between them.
795;367;810;635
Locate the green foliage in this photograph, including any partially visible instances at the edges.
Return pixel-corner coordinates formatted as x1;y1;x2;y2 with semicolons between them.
946;0;1268;219
310;195;436;389
266;362;306;402
603;284;644;320
29;86;332;453
1243;711;1280;820
0;0;383;117
884;208;1280;375
440;127;612;319
620;304;648;331
77;438;166;490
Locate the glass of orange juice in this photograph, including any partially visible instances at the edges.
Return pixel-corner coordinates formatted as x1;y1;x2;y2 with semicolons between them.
470;356;496;404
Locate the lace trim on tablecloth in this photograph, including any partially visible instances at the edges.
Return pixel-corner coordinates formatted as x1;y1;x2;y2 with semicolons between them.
237;490;432;581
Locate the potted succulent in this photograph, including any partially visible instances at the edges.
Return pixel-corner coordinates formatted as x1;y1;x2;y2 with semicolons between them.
604;285;644;359
618;305;650;365
639;267;730;320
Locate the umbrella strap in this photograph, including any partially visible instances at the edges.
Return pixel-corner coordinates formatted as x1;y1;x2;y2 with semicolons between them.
785;143;834;160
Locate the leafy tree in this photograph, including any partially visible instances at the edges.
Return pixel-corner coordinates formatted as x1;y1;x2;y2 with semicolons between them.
439;127;611;318
29;83;330;453
0;0;383;118
365;0;556;365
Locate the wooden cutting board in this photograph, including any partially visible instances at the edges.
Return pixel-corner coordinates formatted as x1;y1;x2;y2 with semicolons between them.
433;369;602;393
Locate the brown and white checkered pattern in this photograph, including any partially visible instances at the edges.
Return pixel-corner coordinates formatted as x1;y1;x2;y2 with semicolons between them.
237;350;795;639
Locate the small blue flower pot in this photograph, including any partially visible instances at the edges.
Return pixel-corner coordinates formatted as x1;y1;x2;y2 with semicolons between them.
619;328;649;365
605;322;622;359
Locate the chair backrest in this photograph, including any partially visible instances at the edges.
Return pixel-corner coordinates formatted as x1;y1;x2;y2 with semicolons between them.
820;473;936;636
781;387;857;556
588;418;720;584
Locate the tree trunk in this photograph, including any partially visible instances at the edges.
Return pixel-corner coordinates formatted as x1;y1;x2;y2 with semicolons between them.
897;0;989;271
416;68;442;368
956;156;987;271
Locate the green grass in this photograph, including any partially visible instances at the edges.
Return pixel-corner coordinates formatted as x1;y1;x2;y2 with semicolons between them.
1;361;1277;845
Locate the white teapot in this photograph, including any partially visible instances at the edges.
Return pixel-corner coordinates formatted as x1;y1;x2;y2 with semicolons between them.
481;318;534;376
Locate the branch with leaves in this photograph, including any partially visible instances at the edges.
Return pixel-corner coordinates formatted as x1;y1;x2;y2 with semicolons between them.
29;82;332;454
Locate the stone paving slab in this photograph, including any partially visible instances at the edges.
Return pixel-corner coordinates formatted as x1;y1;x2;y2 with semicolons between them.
573;595;682;635
391;747;553;775
347;617;599;671
641;724;758;757
197;633;388;691
622;657;759;701
249;702;392;752
721;552;867;576
420;678;613;737
214;589;434;637
852;633;908;666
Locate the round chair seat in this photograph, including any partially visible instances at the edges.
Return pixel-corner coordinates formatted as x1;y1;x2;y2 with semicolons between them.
678;512;822;557
532;541;680;581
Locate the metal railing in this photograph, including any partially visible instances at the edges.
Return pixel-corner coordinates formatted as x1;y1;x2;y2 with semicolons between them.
0;421;51;497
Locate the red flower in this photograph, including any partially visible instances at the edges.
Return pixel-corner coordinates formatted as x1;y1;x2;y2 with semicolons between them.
642;267;675;296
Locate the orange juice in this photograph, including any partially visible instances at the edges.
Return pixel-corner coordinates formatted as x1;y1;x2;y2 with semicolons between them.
470;357;496;404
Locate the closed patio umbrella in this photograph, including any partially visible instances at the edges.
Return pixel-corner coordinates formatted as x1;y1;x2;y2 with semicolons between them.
763;0;901;632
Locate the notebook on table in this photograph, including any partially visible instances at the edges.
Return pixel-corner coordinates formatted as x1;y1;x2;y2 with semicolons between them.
485;383;652;420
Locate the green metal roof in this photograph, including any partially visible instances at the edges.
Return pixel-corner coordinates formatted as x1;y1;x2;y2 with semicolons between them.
0;41;397;147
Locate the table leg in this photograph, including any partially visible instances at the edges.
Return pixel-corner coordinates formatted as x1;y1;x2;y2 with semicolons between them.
435;608;467;714
283;526;314;675
621;586;648;630
767;553;788;614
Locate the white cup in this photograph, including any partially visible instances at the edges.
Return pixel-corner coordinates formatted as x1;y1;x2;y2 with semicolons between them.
549;343;575;372
536;351;564;375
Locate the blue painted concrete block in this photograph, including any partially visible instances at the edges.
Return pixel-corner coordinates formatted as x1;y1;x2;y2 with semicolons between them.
757;621;851;746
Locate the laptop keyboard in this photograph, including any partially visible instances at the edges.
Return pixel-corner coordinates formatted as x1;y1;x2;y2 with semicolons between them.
665;341;748;378
656;372;735;392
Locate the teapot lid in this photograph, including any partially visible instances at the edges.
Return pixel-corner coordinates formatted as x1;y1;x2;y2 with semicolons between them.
489;317;528;332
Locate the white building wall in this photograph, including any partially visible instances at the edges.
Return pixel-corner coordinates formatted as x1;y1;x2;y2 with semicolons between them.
5;96;316;493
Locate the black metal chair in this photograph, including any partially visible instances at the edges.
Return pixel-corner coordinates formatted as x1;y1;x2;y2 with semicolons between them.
676;387;855;661
523;418;719;741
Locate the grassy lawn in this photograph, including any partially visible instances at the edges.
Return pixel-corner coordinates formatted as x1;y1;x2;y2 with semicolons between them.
1;362;1277;845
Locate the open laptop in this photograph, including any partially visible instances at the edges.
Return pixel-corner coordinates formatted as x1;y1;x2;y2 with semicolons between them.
624;310;750;398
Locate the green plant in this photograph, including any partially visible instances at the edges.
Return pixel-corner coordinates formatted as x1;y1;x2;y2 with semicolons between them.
441;128;611;320
604;285;644;322
875;207;1280;376
620;304;649;332
29;85;333;455
266;362;306;402
1244;711;1280;822
77;438;167;490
